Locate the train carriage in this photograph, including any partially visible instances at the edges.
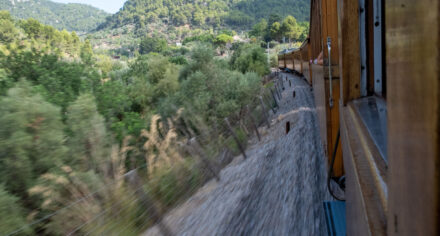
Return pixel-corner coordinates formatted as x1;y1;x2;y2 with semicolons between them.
285;51;295;71
301;40;312;84
278;0;439;235
293;49;303;74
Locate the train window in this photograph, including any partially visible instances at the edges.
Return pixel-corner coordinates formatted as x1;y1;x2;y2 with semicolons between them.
359;0;368;97
359;0;386;98
353;97;387;161
355;0;387;162
372;0;384;97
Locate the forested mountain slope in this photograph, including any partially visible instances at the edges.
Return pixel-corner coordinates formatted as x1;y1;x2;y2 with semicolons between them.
98;0;310;30
0;0;109;32
235;0;309;24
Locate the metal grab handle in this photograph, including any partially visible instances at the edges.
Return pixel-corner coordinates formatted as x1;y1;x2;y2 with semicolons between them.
327;37;334;108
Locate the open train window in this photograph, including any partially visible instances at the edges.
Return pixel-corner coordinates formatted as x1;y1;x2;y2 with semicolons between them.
357;0;387;162
359;0;386;99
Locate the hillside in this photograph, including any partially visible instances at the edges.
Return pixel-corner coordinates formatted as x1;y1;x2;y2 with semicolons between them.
0;0;109;33
97;0;310;30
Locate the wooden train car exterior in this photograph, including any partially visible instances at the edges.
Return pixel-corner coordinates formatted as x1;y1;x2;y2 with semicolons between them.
278;0;343;178
278;0;439;235
293;50;302;74
301;40;312;84
286;51;294;71
278;54;285;68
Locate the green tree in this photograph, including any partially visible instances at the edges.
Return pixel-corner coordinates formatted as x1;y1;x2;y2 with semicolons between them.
298;21;310;42
281;15;299;41
0;185;30;235
66;94;108;170
129;54;179;114
180;44;215;80
268;14;282;29
0;69;12;96
97;80;132;116
249;19;268;39
0;82;68;197
96;54;114;78
139;36;168;54
270;22;282;42
20;18;43;39
0;11;18;43
193;11;205;26
230;44;270;76
80;39;94;64
214;34;233;46
224;10;253;27
177;44;262;122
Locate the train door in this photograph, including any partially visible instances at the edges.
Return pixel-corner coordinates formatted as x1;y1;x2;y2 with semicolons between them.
310;0;343;178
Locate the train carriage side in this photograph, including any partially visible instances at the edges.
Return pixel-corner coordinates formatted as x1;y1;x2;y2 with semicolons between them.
335;0;440;235
278;53;285;69
308;0;344;177
286;51;294;71
301;40;312;84
278;0;439;235
293;49;303;74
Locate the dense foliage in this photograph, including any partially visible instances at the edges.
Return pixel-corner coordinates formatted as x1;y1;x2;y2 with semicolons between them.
0;14;271;235
250;14;309;43
0;0;109;32
98;0;309;30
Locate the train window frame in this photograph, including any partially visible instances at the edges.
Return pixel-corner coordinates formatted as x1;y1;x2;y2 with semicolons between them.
354;0;388;163
360;0;386;99
352;96;388;161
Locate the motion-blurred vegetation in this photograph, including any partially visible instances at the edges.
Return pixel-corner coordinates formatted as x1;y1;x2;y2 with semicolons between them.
0;11;282;235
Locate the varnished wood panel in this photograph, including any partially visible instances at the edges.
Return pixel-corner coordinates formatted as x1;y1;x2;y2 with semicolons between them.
278;54;285;68
302;60;311;84
306;42;313;84
321;0;339;64
310;0;322;58
326;77;343;177
312;63;343;176
386;0;440;235
301;43;311;84
340;109;372;236
341;104;388;235
312;64;328;156
294;51;302;73
337;0;361;105
302;58;311;85
319;0;343;177
286;53;294;70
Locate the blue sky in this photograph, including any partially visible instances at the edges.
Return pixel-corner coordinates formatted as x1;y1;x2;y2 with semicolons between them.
51;0;127;13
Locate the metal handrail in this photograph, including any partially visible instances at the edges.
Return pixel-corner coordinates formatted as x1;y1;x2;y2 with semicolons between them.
327;37;334;108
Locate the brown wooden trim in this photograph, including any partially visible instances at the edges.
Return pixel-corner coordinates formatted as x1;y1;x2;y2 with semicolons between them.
347;104;387;209
341;103;387;235
337;0;361;105
386;0;440;235
340;107;372;236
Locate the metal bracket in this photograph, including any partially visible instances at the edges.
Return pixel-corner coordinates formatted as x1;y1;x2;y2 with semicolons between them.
327;37;334;108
